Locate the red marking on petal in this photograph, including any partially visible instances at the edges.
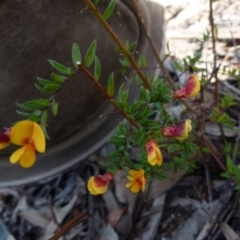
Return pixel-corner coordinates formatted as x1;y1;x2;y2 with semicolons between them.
102;173;113;184
173;122;185;137
162;126;176;137
174;88;187;98
93;176;108;188
146;140;155;154
185;76;196;95
0;133;10;143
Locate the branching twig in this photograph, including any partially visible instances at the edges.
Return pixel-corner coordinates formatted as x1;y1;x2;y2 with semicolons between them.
49;212;88;240
209;0;219;105
84;0;152;91
200;124;226;171
78;63;139;128
129;0;201;117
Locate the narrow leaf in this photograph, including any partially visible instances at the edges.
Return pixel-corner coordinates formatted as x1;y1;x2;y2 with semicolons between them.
108;73;115;96
35;83;54;94
52;102;58;116
94;56;101;81
72;42;81;68
41;110;48;125
84;40;97;67
37;77;53;85
44;83;61;91
103;0;116;20
40;123;50;140
51;73;67;83
16;110;31;118
48;60;73;75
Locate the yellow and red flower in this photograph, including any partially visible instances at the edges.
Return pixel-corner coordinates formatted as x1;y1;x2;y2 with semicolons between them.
0;128;11;149
162;119;192;140
174;74;200;99
87;172;113;195
126;169;146;193
146;139;163;166
10;120;46;168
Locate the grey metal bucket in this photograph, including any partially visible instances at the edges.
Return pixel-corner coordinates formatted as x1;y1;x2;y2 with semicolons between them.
0;0;165;186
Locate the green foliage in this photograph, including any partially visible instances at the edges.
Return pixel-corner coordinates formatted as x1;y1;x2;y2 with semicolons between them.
94;56;101;81
107;73;115;96
103;0;117;20
72;42;82;68
48;60;73;75
84;40;97;67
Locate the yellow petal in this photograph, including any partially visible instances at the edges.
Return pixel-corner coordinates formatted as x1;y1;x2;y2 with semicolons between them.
127;175;134;181
141;177;146;192
186;75;200;97
19;145;36;168
155;147;163;166
129;169;144;179
126;182;134;188
10;146;27;164
0;141;10;150
32;122;45;153
130;183;141;193
87;177;98;195
93;184;108;194
10;120;34;145
148;155;157;166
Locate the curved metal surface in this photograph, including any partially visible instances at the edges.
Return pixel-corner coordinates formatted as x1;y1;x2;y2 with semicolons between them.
0;0;165;186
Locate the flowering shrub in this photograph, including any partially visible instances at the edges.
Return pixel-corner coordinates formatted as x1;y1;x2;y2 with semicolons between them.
1;0;240;200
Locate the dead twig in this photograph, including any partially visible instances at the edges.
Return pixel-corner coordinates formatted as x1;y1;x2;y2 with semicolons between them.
49;212;88;240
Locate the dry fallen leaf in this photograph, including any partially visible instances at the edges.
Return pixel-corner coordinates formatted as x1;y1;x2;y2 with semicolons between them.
99;224;119;240
114;170;137;214
219;221;239;240
39;195;77;240
107;209;125;228
147;170;184;200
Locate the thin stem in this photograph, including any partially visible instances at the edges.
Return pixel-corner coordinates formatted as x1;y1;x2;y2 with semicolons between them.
84;0;152;91
78;63;139;129
49;212;88;240
129;0;201;118
200;124;226;171
209;0;219;105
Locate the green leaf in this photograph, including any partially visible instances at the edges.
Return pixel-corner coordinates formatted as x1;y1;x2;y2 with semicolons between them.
108;73;115;96
16;110;32;118
103;0;116;20
220;172;231;179
48;60;73;75
174;61;183;72
124;154;137;170
17;99;51;111
28;115;40;122
72;42;81;68
51;73;67;83
40;123;50;140
94;56;101;81
138;55;147;67
84;40;97;67
35;83;54;94
37;77;53;85
226;155;234;175
44;83;61;91
41;110;48;126
52;102;58;116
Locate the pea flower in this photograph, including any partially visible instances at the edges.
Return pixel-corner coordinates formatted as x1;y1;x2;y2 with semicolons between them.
174;74;200;99
146;139;163;166
0;128;11;149
10;120;46;168
162;119;192;140
126;169;146;193
87;172;113;195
